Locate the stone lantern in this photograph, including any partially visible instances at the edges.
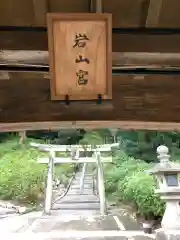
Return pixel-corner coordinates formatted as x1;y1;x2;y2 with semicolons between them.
149;145;180;230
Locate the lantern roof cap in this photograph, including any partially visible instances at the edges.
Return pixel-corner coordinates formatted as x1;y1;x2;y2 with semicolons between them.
147;145;180;174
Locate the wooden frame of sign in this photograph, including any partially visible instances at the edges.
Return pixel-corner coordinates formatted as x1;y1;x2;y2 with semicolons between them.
47;13;112;101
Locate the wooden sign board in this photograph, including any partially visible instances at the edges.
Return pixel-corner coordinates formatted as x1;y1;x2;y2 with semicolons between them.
47;13;112;101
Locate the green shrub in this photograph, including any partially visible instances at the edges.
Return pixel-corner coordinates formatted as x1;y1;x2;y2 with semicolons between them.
0;147;46;203
122;172;165;217
105;150;165;218
0;138;74;204
105;165;126;192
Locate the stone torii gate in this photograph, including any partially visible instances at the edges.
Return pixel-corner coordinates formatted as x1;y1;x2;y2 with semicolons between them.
30;142;118;215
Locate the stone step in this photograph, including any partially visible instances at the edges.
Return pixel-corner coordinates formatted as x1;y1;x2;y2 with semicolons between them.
67;192;94;196
69;186;93;190
71;184;93;188
74;176;93;179
52;202;100;210
69;186;93;189
70;187;93;190
67;189;94;193
71;186;93;189
72;183;93;187
75;177;93;180
72;180;93;184
59;195;98;202
70;183;93;188
73;179;93;183
73;176;92;179
59;200;99;204
49;209;99;216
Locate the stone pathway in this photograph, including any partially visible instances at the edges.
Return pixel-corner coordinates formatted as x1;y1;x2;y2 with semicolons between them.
3;230;155;240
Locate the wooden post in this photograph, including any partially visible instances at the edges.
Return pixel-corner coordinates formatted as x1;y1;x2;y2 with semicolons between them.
146;0;163;27
95;0;103;13
90;0;103;13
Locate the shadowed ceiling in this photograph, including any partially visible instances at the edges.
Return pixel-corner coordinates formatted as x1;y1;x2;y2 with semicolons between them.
0;0;180;28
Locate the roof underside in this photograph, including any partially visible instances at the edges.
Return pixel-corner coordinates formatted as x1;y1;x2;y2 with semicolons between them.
1;0;180;71
0;0;180;58
1;0;180;131
0;0;180;28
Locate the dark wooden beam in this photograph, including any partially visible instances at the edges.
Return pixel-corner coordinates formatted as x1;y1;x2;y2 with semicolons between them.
146;0;163;27
0;30;47;50
2;29;180;53
33;0;48;26
0;75;180;132
112;33;180;53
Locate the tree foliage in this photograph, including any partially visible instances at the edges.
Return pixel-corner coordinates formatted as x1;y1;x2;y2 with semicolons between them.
116;130;180;162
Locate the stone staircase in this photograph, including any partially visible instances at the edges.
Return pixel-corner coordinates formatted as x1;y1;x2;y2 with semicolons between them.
51;172;100;212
